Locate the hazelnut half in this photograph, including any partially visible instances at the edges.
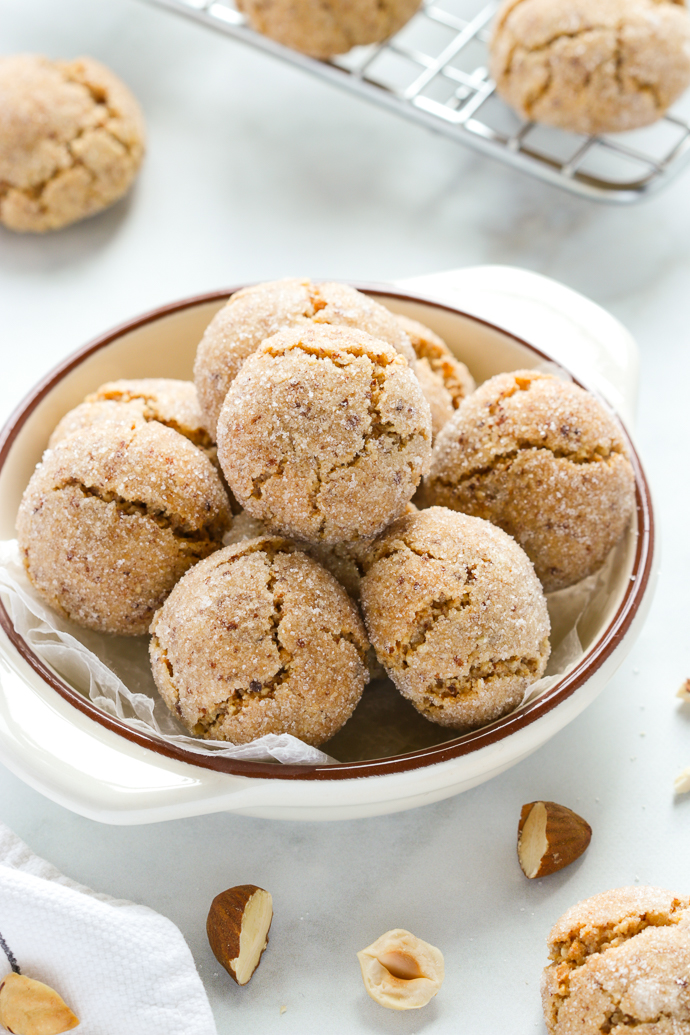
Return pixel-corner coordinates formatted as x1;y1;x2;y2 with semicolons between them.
356;928;444;1010
206;885;273;985
517;800;592;879
0;973;79;1035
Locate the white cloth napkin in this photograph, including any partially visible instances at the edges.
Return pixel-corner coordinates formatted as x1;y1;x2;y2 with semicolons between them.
0;823;217;1035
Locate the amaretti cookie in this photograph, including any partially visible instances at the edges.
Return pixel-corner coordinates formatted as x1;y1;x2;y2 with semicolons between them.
0;54;145;233
217;324;432;544
422;370;636;592
490;0;690;135
149;537;369;745
395;314;475;409
236;0;422;58
49;378;212;450
16;420;231;635
360;507;550;730
542;886;690;1034
194;278;416;437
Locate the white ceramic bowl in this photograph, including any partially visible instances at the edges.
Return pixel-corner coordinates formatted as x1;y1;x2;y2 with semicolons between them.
0;269;656;824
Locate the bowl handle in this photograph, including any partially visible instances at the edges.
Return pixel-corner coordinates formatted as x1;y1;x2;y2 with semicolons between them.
395;265;639;427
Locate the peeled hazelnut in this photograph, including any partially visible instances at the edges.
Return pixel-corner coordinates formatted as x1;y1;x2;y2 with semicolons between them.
677;679;690;701
517;800;592;879
0;973;79;1035
206;885;273;985
356;929;444;1010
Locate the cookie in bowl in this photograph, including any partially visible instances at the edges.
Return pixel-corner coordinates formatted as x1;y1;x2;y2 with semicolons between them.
16;420;231;635
216;323;432;544
360;506;551;730
194;277;416;438
149;537;369;745
421;370;636;592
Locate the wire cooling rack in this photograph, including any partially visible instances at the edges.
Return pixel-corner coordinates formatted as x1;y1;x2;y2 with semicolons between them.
141;0;690;203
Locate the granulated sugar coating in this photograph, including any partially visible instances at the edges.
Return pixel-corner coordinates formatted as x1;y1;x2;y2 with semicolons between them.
193;278;416;437
360;507;550;730
16;420;231;635
490;0;690;135
217;324;432;544
149;537;369;745
49;379;213;451
224;506;416;601
542;886;690;1033
422;369;635;592
0;54;145;232
394;313;475;409
235;0;421;58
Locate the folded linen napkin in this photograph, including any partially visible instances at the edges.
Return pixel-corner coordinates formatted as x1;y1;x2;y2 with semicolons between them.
0;823;217;1035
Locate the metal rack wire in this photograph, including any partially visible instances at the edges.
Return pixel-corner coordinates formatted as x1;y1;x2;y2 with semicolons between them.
141;0;690;203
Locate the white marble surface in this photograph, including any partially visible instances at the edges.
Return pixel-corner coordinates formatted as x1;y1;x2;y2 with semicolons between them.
1;1;690;1032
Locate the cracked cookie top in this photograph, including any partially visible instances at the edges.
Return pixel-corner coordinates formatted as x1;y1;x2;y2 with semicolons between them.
422;369;636;591
394;314;476;410
49;379;212;451
489;0;690;135
0;54;145;233
541;886;690;1034
235;0;422;58
16;420;231;635
216;323;432;545
149;537;369;745
193;278;416;437
359;506;550;730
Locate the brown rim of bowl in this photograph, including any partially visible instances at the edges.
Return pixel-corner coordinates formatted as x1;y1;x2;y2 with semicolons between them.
0;284;654;782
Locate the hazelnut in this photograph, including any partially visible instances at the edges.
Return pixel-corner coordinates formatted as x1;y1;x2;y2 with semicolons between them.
206;885;273;985
356;929;444;1010
517;801;592;879
0;973;79;1035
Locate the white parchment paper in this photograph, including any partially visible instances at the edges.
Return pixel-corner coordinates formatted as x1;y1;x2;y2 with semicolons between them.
0;536;628;765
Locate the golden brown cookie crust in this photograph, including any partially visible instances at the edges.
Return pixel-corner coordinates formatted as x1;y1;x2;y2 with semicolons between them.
149;537;369;745
194;278;416;437
0;54;145;232
16;421;231;635
422;370;636;592
395;313;475;408
236;0;422;58
360;506;550;730
542;886;690;1034
490;0;690;135
217;324;432;544
49;379;212;450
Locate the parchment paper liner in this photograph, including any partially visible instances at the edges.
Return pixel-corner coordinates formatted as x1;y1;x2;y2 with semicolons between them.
0;535;628;766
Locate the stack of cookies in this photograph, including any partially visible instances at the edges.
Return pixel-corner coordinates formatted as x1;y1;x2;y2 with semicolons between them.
15;278;636;750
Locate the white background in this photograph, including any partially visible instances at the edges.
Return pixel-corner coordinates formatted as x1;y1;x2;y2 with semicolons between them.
1;1;690;1032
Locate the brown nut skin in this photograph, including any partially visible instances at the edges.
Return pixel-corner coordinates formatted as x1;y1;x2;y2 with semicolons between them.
0;973;79;1035
517;801;592;879
207;885;273;986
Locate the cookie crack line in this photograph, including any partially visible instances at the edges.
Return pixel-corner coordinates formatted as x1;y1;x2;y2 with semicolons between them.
395;589;475;668
417;654;543;701
434;441;625;487
51;478;219;542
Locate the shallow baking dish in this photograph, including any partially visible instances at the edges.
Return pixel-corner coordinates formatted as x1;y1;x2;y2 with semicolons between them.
0;266;656;824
